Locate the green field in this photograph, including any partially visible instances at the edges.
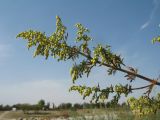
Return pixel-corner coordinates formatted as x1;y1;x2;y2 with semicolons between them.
0;108;160;120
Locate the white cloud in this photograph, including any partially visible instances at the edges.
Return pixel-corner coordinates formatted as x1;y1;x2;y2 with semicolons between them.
0;79;83;105
140;0;160;30
140;21;150;30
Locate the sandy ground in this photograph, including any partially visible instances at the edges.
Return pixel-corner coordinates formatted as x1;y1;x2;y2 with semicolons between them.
0;111;12;120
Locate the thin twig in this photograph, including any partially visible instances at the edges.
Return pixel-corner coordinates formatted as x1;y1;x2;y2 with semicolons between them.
131;84;152;90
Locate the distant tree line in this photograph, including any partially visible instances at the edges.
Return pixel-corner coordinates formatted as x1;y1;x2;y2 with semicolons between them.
0;99;129;111
0;104;12;111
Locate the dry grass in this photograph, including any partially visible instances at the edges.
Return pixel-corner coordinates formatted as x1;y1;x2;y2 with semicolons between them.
3;111;27;119
0;109;160;120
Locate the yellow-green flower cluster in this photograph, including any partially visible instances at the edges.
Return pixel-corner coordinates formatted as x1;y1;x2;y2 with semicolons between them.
127;95;159;116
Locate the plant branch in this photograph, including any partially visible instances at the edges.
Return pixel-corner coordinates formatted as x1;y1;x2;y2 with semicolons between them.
131;84;153;90
78;51;160;86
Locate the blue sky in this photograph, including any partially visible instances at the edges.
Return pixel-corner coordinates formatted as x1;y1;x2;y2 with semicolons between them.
0;0;160;105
